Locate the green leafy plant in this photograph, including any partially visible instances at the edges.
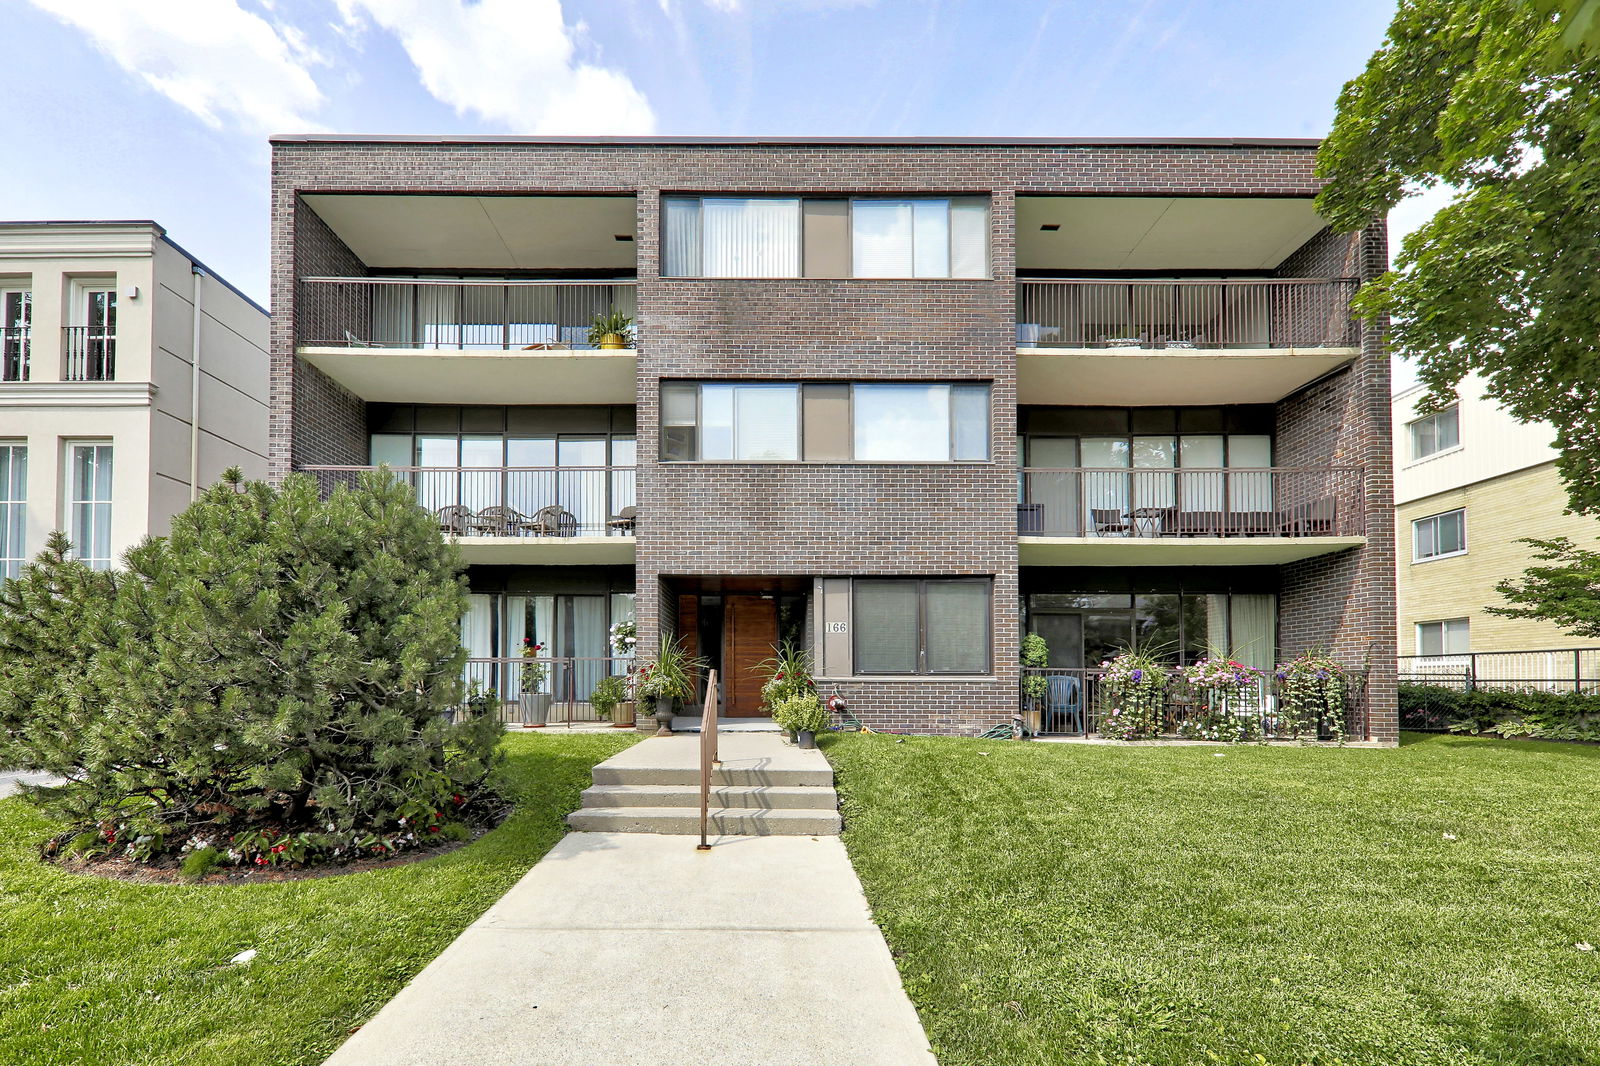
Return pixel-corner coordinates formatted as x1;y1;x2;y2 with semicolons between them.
1020;633;1049;703
1275;651;1352;743
590;674;628;720
1402;683;1600;741
180;846;222;881
519;638;549;693
636;636;707;705
587;308;634;347
770;690;830;735
759;640;816;710
1096;649;1168;740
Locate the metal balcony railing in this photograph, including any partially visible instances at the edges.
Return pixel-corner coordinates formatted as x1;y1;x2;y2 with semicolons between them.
1016;277;1359;349
1;327;28;381
63;327;115;381
456;655;637;726
300;465;637;539
296;277;637;350
1017;466;1365;538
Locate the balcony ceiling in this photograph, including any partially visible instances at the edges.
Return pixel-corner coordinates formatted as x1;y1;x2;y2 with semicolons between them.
297;347;637;405
1016;196;1329;271
1018;536;1366;566
300;194;637;271
1017;347;1357;405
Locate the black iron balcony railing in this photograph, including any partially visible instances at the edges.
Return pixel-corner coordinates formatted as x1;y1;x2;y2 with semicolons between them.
1017;466;1365;538
457;655;637;726
1016;277;1359;349
297;277;638;350
300;465;637;539
63;327;115;381
1;326;28;381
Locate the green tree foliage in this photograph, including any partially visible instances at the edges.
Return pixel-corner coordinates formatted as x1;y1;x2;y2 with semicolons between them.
1316;0;1600;512
0;470;502;867
1491;536;1600;638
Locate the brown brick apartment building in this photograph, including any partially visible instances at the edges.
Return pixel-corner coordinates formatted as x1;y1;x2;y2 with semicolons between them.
269;136;1396;743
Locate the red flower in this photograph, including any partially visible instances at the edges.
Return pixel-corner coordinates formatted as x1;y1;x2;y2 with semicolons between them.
452;793;464;806
255;857;268;866
428;825;441;833
271;844;286;854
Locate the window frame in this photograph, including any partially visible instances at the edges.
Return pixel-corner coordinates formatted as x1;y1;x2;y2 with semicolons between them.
1407;405;1461;461
847;196;989;279
1415;618;1470;656
1412;507;1467;562
852;576;993;676
0;441;25;580
64;440;113;570
660;196;804;279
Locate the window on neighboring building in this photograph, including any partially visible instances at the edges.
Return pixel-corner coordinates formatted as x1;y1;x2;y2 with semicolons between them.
1416;618;1469;656
0;444;25;580
661;381;990;462
67;442;113;569
1413;508;1466;561
661;195;989;279
854;577;991;675
1;287;30;382
1408;406;1460;460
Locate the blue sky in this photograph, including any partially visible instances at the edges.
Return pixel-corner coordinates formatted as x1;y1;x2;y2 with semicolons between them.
2;0;1410;308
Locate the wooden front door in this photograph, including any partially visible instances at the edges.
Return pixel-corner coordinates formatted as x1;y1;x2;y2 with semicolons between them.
722;595;778;717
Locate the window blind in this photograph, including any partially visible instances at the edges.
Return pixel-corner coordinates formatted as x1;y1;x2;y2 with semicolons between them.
855;580;921;673
702;198;801;277
925;581;989;673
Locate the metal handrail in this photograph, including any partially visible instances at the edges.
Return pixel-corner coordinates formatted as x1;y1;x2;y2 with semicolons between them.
1017;276;1354;286
300;276;637;287
698;668;720;852
461;655;636;726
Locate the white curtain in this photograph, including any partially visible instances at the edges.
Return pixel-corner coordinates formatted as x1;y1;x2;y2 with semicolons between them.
950;198;988;278
662;197;702;277
852;200;915;277
1230;595;1276;673
702;198;800;277
1228;435;1274;513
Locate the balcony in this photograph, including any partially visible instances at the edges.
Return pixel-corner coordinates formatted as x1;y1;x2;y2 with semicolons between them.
294;278;637;405
1017;465;1366;564
1015;278;1360;405
1;326;27;381
301;464;636;565
63;326;115;381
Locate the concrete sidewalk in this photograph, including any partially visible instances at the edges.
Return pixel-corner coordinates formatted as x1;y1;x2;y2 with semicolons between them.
0;771;60;798
324;832;937;1066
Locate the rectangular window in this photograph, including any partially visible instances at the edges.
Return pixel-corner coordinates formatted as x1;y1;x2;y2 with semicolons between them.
1417;618;1469;656
661;197;801;278
851;197;988;278
854;577;991;675
1;288;30;382
68;442;113;570
0;444;25;580
663;381;990;462
1409;406;1460;460
1413;508;1466;561
68;283;117;381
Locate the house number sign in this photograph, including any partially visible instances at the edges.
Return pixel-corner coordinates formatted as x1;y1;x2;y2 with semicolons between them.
827;621;849;634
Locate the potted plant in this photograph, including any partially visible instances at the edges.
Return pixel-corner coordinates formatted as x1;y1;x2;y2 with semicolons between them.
636;636;706;735
758;640;816;733
519;639;551;727
590;673;629;727
609;621;640;727
771;690;830;749
1020;633;1049;736
587;308;634;350
1096;649;1168;740
462;682;498;724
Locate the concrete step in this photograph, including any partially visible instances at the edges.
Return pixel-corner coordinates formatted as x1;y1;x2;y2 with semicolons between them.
566;806;842;836
590;764;835;788
580;783;838;810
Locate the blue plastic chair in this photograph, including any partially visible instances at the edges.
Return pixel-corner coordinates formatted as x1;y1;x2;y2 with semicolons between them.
1044;674;1083;735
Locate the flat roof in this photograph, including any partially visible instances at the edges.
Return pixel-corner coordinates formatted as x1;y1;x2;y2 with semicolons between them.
270;134;1323;149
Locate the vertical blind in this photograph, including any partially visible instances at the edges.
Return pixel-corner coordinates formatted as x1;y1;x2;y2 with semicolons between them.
0;445;24;579
855;580;921;673
854;578;991;674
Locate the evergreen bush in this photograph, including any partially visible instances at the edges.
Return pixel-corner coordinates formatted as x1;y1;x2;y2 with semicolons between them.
0;470;503;869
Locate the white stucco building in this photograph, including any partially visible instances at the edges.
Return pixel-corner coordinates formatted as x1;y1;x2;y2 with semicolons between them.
0;221;268;576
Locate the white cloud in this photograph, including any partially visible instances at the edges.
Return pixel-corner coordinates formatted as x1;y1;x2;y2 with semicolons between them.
26;0;326;135
336;0;655;135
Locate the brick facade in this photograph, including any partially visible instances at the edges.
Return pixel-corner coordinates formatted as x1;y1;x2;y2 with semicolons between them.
269;136;1396;740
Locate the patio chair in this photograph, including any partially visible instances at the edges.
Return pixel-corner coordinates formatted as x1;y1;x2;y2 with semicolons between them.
1044;674;1083;734
1278;497;1336;536
606;505;637;534
528;505;578;538
1090;508;1133;535
435;505;473;537
471;505;531;537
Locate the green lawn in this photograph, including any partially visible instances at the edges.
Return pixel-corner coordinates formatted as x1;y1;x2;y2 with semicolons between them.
0;731;636;1066
825;732;1600;1066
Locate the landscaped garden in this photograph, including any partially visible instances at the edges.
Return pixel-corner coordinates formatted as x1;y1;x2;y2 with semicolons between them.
0;731;635;1065
826;731;1600;1066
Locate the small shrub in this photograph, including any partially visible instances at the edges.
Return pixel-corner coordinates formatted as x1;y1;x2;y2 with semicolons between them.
181;847;222;880
1020;634;1049;704
1401;683;1600;741
771;691;830;735
590;674;628;720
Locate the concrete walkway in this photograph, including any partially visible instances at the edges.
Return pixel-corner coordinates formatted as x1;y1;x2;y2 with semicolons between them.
0;771;60;798
324;832;937;1066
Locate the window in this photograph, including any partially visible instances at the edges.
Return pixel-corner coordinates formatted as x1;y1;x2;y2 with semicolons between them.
851;198;988;278
854;578;991;675
1409;406;1460;460
1413;508;1466;561
1417;618;1469;656
67;282;116;381
1;287;29;382
1026;590;1276;672
662;197;801;278
662;381;990;462
0;444;24;580
67;443;112;569
661;195;989;278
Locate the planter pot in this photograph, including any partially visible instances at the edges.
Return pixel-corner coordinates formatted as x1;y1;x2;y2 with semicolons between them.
1022;707;1043;737
612;700;636;728
796;729;816;749
599;333;628;350
654;697;675;736
520;692;551;728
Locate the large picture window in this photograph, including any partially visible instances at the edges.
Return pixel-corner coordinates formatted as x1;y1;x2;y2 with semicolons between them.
851;198;988;278
662;380;990;462
662;197;802;278
1025;589;1277;674
854;577;991;675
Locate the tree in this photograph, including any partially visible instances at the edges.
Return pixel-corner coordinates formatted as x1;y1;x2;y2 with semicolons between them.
1491;537;1600;639
0;470;502;867
1315;0;1600;512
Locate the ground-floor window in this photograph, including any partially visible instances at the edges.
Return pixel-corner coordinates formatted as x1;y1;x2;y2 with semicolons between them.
853;577;991;675
0;443;24;580
461;591;635;699
1026;590;1276;673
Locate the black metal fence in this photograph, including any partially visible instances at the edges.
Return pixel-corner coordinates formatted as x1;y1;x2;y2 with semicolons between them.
455;656;634;725
1398;648;1600;732
63;326;115;381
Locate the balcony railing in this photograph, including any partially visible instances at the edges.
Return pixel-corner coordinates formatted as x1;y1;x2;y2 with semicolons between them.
63;327;115;381
1016;277;1359;349
457;656;636;726
1017;466;1365;538
1021;665;1369;739
301;465;636;538
297;277;637;350
1;327;28;381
